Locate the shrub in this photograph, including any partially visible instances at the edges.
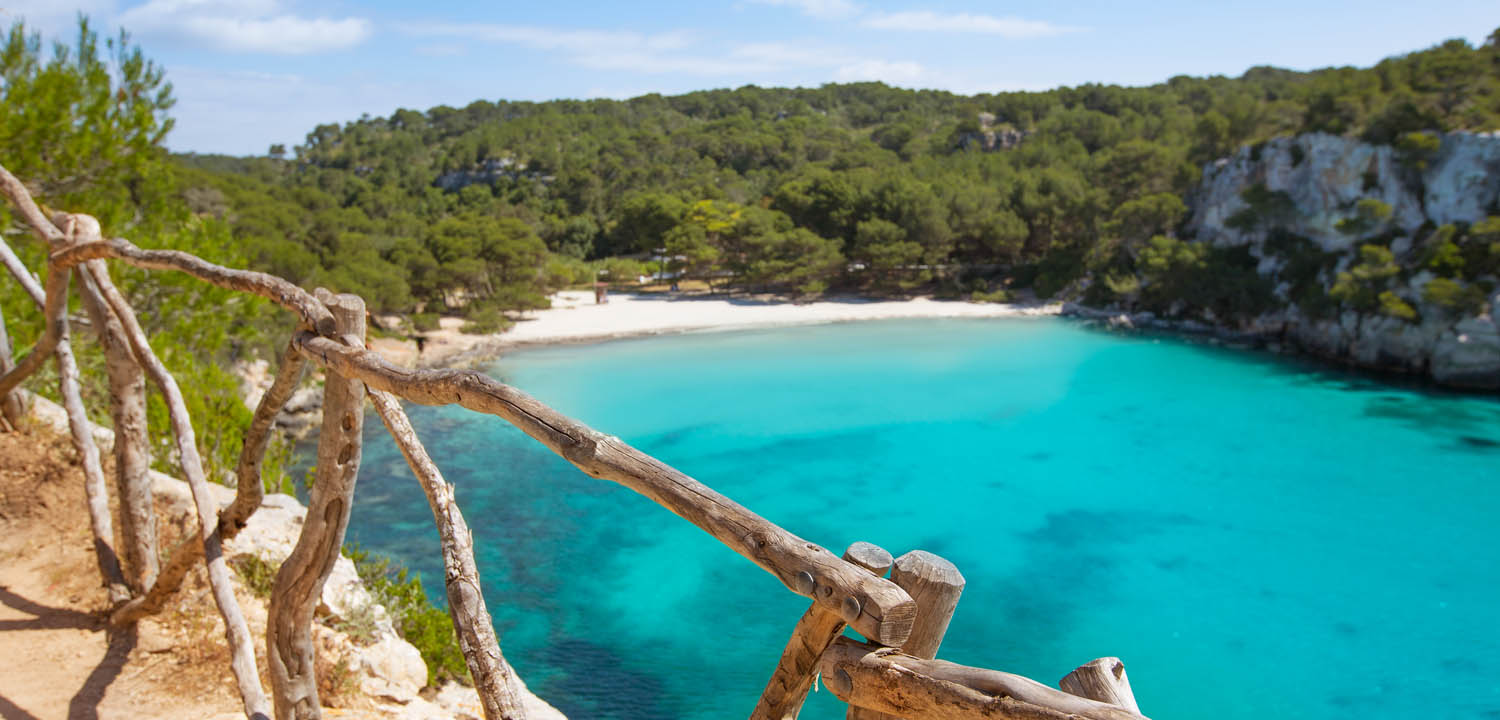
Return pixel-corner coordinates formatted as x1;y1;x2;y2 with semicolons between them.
347;546;469;686
411;313;440;332
1378;291;1418;321
1226;183;1296;231
1422;277;1487;315
969;288;1013;303
1395;131;1441;170
460;305;510;335
229;554;278;599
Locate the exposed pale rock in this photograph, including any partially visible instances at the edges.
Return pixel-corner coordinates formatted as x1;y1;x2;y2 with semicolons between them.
1190;133;1425;252
359;634;428;697
1432;315;1500;388
1423;132;1500;225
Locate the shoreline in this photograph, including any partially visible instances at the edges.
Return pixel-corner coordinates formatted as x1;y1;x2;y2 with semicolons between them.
370;290;1063;368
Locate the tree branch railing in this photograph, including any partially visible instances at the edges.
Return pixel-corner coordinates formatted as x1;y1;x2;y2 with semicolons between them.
0;162;1153;720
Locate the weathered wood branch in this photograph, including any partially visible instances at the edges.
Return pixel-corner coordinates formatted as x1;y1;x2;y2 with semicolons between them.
0;163;66;246
850;551;966;720
291;331;917;646
0;303;23;428
1059;659;1140;715
50;237;337;336
820;639;1148;720
0;259;68;397
269;291;365;720
76;257;158;591
0;228;47;307
57;322;132;603
0;217;131;599
369;387;529;720
752;541;895;720
85;243;270;719
222;341;304;538
114;340;304;626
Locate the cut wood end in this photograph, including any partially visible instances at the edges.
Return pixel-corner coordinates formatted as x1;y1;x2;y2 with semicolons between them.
843;541;894;576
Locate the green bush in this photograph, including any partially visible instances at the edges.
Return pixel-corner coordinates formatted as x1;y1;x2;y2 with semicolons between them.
1395;131;1441;170
229;554;278;599
460;305;510;335
1226;183;1296;231
1378;291;1418;321
1422;277;1487;315
346;546;469;686
411;313;440;332
969;288;1013;303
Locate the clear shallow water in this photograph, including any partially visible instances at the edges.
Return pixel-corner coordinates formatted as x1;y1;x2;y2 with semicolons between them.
345;318;1500;720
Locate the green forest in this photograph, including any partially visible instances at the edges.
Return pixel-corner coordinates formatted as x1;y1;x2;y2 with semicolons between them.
165;26;1500;322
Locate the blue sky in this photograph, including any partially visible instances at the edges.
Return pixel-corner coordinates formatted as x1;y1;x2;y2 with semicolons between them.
6;1;1497;156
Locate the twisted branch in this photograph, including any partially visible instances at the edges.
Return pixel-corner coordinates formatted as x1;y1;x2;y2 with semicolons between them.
368;388;528;720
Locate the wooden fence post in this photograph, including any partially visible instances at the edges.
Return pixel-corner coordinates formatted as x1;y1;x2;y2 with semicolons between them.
369;388;530;720
750;541;894;720
77;260;158;591
820;638;1147;720
0;302;23;428
848;550;964;720
1060;658;1142;715
268;290;365;720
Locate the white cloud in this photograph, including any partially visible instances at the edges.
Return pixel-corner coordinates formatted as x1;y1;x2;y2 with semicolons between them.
744;0;861;20
862;11;1082;38
118;0;371;54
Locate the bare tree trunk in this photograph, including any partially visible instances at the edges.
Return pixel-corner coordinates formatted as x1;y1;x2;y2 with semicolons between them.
58;325;132;604
111;340;304;626
268;290;365;720
76;263;158;591
76;230;271;719
0;208;129;602
368;387;528;720
0;302;24;428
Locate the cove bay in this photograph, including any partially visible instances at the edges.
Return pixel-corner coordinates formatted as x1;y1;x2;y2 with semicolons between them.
346;317;1500;720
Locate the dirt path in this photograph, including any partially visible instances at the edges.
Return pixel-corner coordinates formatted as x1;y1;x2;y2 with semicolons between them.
0;423;242;720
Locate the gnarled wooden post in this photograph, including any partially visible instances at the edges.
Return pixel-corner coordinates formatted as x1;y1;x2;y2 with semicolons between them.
1060;658;1141;715
76;258;158;591
0;302;23;429
268;290;365;720
76;227;271;718
369;387;529;720
849;550;965;720
820;639;1148;720
751;541;893;720
57;318;131;604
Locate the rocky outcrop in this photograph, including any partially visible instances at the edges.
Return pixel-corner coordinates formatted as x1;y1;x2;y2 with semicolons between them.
1175;131;1500;389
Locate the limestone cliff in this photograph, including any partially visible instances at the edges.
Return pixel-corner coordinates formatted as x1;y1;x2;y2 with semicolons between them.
1166;131;1500;388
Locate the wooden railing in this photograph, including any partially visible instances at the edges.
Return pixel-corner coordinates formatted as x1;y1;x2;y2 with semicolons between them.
0;163;1151;720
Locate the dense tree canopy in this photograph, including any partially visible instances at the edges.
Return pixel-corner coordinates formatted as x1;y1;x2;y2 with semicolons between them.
178;28;1500;307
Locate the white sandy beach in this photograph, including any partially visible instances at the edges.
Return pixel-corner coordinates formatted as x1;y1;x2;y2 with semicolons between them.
371;291;1061;367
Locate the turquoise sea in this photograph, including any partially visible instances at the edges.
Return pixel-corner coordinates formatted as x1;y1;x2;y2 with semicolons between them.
344;317;1500;720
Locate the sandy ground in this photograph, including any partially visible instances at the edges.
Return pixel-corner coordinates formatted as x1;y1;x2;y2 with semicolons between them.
370;290;1061;367
0;423;247;720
